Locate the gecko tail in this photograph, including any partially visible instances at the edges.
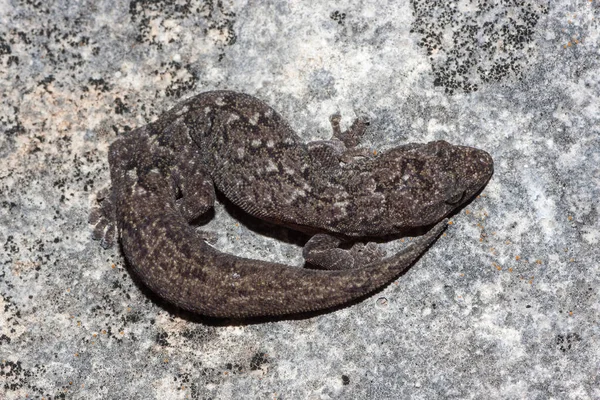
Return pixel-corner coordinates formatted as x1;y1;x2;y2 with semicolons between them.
369;218;448;271
122;193;448;319
308;218;449;309
226;219;449;318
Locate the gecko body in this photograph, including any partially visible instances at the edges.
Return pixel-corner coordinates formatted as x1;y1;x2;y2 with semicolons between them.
91;91;493;318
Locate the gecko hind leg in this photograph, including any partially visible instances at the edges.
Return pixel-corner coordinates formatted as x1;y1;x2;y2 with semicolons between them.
305;220;449;271
303;234;386;270
169;164;219;245
89;187;117;249
168;151;217;224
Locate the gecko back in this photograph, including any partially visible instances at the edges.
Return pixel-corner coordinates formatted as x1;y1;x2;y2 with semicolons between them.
185;91;493;236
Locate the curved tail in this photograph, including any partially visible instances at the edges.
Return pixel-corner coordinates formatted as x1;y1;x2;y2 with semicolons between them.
120;188;447;318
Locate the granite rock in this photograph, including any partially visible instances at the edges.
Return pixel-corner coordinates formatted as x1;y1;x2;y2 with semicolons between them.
1;0;598;398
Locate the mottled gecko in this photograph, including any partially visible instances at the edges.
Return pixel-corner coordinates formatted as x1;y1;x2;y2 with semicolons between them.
90;91;493;318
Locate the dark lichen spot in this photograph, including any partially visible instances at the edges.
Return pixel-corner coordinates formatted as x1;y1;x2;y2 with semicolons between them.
330;10;347;25
410;1;548;94
156;331;169;346
249;352;268;371
88;77;111;92
556;333;581;353
114;97;130;115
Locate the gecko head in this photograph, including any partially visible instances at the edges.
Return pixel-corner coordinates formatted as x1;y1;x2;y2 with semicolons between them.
428;140;494;206
371;140;494;232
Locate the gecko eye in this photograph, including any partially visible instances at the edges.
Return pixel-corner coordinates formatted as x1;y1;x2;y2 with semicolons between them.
445;190;465;205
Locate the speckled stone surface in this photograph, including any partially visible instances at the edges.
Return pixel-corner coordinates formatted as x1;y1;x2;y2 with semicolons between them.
1;1;598;398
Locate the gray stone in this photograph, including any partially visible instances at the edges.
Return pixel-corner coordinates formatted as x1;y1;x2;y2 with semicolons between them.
1;0;597;398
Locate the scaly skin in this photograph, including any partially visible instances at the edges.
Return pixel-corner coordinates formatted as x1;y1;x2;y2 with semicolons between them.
90;91;493;318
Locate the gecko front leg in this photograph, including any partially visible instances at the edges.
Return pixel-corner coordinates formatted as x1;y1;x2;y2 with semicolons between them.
89;187;117;249
307;112;373;168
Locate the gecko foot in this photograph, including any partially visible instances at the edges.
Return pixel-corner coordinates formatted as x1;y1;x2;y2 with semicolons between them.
195;230;219;245
329;112;370;149
303;234;386;270
89;187;117;249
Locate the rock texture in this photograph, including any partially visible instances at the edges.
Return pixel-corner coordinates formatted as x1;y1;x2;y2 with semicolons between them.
1;1;598;398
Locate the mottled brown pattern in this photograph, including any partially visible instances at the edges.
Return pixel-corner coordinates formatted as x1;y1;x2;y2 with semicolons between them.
90;91;493;318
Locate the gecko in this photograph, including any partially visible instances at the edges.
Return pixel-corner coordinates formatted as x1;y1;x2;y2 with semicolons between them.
90;91;493;318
